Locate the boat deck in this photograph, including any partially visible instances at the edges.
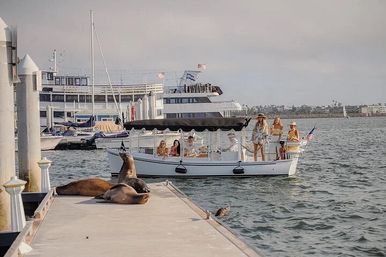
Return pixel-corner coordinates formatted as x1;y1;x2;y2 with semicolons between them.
23;182;261;257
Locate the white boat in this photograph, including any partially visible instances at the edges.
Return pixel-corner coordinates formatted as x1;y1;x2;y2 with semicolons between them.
15;135;63;151
107;118;306;177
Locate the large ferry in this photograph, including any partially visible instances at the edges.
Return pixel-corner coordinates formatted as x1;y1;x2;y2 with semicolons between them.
38;68;242;128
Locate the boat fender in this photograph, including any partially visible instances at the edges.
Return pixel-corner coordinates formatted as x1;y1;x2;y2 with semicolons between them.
233;161;244;175
175;160;187;174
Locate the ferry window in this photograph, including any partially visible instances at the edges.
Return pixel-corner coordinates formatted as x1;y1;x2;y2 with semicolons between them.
120;95;132;102
39;94;51;102
66;95;78;102
79;95;85;102
86;95;92;102
81;78;88;86
107;95;117;102
46;72;54;80
75;78;80;86
182;98;189;104
42;87;53;92
157;109;162;116
67;77;74;85
67;112;72;117
52;94;64;102
134;95;142;101
55;77;60;85
94;95;106;102
53;111;64;118
40;111;47;117
61;77;66;85
166;113;177;118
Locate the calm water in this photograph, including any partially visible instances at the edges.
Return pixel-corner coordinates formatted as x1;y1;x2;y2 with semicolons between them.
41;117;386;257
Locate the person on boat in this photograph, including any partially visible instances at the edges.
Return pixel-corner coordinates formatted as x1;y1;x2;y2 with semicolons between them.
276;140;287;160
270;116;283;138
157;140;169;158
184;135;197;157
268;116;284;160
287;121;300;152
222;132;239;152
169;139;180;157
252;113;269;161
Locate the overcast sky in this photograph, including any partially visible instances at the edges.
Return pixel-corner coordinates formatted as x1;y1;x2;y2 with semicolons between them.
1;0;386;106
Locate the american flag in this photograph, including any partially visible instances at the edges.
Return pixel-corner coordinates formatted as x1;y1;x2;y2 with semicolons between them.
197;64;207;70
157;72;165;79
306;126;316;141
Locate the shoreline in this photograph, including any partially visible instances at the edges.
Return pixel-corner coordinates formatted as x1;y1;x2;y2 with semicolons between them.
255;113;386;119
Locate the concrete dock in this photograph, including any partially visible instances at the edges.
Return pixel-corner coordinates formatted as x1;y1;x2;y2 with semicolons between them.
21;182;261;257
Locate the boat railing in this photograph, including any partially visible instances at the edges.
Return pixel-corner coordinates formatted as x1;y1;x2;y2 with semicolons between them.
124;128;306;163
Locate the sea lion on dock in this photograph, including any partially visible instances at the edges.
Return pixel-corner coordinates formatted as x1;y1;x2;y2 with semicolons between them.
55;178;113;197
102;183;150;204
123;177;150;193
117;153;137;182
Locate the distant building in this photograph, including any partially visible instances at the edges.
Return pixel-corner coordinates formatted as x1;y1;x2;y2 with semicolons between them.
361;105;386;115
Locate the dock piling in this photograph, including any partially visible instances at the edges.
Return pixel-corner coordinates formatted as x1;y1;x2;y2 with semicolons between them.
0;17;17;231
16;54;42;192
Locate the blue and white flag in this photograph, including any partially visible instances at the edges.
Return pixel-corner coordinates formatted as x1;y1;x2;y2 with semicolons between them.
186;72;196;81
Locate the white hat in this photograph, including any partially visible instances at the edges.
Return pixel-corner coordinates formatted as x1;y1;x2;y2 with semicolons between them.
290;121;297;126
227;132;236;138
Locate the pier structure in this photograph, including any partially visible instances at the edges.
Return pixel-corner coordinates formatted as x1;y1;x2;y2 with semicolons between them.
6;182;261;257
16;55;42;192
0;17;17;231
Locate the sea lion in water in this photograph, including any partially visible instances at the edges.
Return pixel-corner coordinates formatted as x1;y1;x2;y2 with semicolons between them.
117;153;137;182
56;178;113;197
215;204;231;217
102;183;150;204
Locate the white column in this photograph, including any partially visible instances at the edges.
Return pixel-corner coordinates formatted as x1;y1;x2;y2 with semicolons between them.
127;101;132;122
136;99;143;120
37;157;52;193
17;54;42;192
0;17;16;231
142;94;149;120
3;176;27;232
149;92;156;119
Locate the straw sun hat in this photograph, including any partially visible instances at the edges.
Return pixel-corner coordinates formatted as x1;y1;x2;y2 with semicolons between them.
256;113;267;119
290;121;297;126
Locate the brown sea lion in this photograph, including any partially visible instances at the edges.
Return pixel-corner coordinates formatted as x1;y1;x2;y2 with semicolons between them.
123;177;150;193
215;204;231;217
56;178;113;197
117;153;137;182
102;183;150;204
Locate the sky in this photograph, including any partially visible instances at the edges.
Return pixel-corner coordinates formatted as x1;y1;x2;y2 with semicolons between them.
1;0;386;106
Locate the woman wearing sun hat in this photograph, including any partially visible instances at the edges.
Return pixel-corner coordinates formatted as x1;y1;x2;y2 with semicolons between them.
251;113;269;161
287;121;300;152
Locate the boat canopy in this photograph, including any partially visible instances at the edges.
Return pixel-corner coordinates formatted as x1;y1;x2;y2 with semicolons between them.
123;117;251;132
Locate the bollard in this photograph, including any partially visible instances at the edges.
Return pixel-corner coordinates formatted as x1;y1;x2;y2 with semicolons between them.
37;157;52;193
3;176;27;232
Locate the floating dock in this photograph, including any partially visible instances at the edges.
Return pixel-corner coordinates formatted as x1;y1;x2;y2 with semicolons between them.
7;182;261;257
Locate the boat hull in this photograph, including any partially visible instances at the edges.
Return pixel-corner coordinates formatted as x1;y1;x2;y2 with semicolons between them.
15;136;63;151
107;150;299;177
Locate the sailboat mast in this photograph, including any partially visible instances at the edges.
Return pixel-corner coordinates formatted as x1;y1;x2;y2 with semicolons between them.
90;10;95;119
